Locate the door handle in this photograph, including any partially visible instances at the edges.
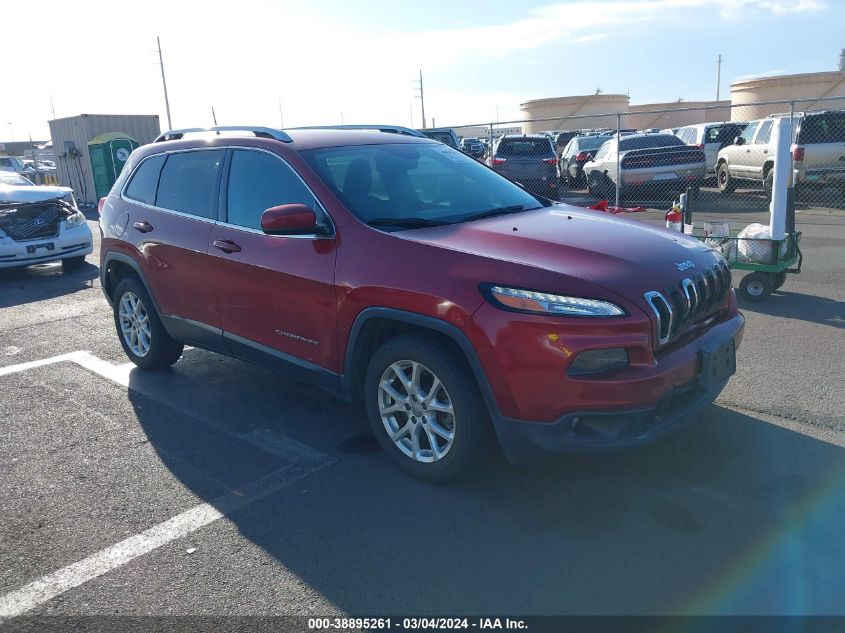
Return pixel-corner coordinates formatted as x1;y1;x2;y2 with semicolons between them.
212;239;242;254
763;149;768;154
132;221;153;233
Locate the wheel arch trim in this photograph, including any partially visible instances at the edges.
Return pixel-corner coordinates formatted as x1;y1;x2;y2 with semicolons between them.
101;251;161;315
341;307;499;413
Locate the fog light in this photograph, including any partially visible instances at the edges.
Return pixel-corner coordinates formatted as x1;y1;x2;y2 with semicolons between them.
568;348;628;376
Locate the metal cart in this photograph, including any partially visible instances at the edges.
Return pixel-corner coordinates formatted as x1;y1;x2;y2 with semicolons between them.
694;230;803;302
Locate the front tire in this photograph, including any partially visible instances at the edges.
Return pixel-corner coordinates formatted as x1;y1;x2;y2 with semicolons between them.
363;334;491;482
739;272;773;302
717;162;737;195
113;277;184;370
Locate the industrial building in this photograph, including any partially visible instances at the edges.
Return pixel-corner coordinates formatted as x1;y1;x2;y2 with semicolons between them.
48;114;161;205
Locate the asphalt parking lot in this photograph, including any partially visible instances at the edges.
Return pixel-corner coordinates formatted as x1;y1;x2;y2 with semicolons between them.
1;202;844;620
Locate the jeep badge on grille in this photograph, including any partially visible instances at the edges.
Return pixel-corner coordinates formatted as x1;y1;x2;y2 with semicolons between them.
675;260;695;271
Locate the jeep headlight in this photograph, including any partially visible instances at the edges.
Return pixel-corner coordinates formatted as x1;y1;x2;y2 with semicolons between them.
485;285;625;317
65;210;86;229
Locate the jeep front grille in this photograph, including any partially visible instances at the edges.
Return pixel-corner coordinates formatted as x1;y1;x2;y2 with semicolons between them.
644;261;731;347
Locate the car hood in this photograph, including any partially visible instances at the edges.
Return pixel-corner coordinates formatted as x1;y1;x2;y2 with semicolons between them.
0;184;73;204
398;204;722;299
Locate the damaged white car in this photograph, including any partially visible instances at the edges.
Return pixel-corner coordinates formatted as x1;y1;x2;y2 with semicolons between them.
0;172;93;271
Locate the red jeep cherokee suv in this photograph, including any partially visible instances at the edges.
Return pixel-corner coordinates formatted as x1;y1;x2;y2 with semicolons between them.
99;125;744;481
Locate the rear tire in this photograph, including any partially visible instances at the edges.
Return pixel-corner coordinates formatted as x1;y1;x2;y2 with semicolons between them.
717;162;737;195
61;255;86;272
739;272;773;302
764;168;774;201
113;277;184;370
363;334;492;482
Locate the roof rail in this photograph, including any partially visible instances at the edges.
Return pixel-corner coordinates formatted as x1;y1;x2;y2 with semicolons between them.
154;126;293;143
289;124;426;138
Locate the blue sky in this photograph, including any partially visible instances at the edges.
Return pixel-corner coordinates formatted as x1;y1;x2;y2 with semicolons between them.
3;0;842;140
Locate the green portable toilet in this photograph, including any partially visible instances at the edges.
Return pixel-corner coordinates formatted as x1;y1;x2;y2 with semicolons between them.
87;133;139;200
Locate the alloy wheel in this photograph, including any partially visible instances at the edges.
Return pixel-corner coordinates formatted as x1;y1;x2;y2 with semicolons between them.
378;360;456;463
118;291;152;357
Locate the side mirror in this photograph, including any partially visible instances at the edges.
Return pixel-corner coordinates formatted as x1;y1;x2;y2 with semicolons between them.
734;136;745;146
260;204;325;236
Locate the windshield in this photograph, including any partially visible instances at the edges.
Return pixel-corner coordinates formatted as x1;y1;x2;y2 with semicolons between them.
302;142;544;228
577;136;607;150
0;173;35;186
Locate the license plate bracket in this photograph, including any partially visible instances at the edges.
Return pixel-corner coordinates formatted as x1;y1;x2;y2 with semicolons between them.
698;336;736;391
25;242;55;254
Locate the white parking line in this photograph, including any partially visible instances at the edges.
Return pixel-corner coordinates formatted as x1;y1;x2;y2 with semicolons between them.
0;351;336;616
0;461;323;618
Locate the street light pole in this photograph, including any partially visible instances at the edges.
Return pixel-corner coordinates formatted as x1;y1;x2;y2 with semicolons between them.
157;36;173;130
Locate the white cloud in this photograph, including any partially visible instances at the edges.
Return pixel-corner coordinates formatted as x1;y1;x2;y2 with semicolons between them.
572;33;610;43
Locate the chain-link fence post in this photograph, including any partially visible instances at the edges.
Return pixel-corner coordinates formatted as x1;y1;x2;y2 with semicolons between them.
489;123;494;158
615;113;621;208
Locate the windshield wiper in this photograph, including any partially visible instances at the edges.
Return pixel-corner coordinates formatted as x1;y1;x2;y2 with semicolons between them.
458;205;534;223
366;217;451;229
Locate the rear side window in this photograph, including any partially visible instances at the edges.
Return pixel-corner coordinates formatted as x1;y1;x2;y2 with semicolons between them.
155;150;224;219
739;121;758;144
798;112;845;144
755;120;773;144
497;138;555;156
124;154;165;205
226;150;320;230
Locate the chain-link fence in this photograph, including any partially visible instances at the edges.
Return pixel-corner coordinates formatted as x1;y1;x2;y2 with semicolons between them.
449;95;845;215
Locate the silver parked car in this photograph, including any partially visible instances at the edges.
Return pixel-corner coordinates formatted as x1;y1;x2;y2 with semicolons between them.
583;133;706;199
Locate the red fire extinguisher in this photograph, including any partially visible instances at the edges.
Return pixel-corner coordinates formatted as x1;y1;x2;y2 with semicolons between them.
665;202;682;232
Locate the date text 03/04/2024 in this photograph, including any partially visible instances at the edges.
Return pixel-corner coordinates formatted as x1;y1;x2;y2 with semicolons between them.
307;617;528;630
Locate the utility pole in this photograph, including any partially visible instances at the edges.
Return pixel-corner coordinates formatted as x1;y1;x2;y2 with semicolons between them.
839;48;845;72
415;69;426;129
157;36;173;130
716;54;722;101
278;99;284;127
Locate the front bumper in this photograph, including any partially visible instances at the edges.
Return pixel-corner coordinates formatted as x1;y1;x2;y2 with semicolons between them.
0;222;93;269
486;311;744;463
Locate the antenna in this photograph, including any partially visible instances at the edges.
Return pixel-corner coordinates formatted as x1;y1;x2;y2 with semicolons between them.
157;36;173;129
211;107;218;126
